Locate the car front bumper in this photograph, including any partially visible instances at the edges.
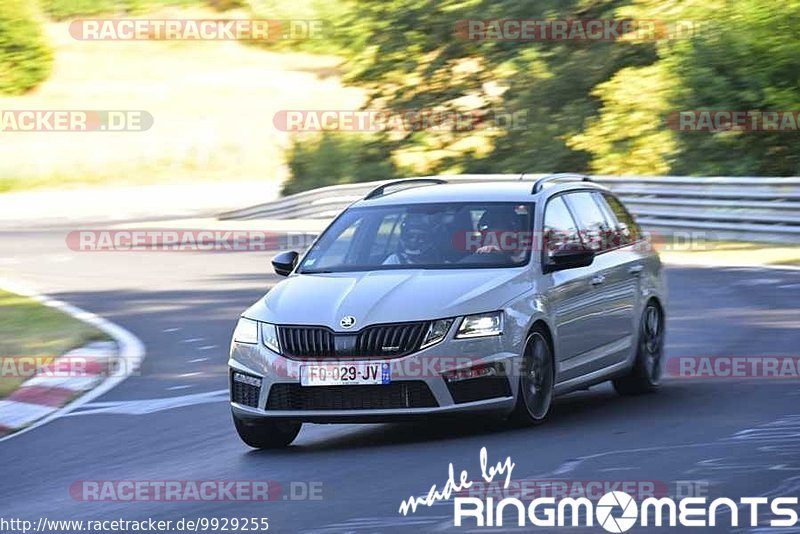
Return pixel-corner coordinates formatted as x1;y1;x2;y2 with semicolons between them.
228;333;520;423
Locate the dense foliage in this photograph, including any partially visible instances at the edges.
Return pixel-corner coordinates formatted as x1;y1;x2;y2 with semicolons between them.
285;0;800;192
283;133;400;195
0;0;53;95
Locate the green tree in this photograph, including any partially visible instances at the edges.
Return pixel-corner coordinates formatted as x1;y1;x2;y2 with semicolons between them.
574;0;800;176
283;133;401;195
287;0;800;190
0;0;53;95
568;64;677;175
669;0;800;176
311;0;656;177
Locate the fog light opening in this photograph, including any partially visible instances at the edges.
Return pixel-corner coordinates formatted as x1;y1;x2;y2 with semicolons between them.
232;372;262;387
443;363;501;383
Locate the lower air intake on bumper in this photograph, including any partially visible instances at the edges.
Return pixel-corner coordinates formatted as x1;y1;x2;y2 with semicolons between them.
266;381;438;410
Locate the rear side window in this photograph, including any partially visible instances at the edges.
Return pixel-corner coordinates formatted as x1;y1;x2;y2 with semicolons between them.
563;192;616;251
601;193;641;245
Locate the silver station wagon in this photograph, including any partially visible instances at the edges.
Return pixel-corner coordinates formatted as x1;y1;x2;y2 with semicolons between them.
229;175;666;448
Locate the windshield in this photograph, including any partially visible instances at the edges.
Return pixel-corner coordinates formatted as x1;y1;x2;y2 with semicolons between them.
298;202;534;273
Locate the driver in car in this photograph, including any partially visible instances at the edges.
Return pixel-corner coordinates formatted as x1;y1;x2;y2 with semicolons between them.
383;212;441;265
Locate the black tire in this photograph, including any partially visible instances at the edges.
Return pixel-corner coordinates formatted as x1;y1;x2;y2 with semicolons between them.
613;300;664;395
510;328;555;426
233;413;301;449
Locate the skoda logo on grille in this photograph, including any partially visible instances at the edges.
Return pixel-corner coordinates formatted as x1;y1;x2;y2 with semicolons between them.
340;315;356;329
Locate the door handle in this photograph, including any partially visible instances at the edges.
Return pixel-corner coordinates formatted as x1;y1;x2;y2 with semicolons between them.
628;265;644;276
591;274;606;286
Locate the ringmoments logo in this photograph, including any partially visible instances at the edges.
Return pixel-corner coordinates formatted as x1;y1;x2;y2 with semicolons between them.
396;448;799;530
452;492;800;530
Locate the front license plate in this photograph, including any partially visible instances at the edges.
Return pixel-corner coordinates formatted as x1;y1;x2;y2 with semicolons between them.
300;362;390;386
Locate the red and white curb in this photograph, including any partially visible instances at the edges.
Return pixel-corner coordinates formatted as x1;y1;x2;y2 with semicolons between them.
0;278;145;441
0;342;116;435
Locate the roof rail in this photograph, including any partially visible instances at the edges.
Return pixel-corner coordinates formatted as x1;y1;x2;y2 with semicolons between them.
364;178;447;200
531;173;591;194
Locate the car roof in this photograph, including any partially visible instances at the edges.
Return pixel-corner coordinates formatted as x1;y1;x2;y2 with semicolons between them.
351;179;609;208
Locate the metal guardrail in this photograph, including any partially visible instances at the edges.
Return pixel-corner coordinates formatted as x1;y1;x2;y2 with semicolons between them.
219;175;800;244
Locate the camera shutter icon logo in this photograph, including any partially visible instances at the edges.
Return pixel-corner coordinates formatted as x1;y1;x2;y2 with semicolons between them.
596;491;639;533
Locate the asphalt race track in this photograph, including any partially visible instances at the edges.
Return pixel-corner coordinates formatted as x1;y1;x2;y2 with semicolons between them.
1;221;799;533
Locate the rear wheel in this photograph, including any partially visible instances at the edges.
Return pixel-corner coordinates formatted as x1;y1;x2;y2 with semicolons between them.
510;328;554;425
613;301;664;395
233;413;301;449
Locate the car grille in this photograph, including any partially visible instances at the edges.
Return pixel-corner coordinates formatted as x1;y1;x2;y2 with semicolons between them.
266;382;438;410
277;326;336;358
277;321;432;359
446;375;512;404
230;372;261;408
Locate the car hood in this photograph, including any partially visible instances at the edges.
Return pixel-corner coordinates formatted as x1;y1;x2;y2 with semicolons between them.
244;269;531;330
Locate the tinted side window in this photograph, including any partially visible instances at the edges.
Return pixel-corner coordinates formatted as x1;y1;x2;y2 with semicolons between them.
543;196;581;259
602;193;641;244
564;192;615;251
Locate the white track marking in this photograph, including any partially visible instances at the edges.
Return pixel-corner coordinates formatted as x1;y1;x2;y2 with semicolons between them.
66;389;228;416
0;401;57;428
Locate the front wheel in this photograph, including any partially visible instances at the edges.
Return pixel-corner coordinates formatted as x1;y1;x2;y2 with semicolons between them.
233;413;301;449
613;301;664;395
510;329;554;425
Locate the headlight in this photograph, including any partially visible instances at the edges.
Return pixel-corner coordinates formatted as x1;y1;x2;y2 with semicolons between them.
233;317;259;344
456;311;504;339
261;323;280;353
421;319;454;349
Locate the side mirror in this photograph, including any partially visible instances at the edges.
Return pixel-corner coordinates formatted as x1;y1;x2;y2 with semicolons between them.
272;250;299;277
544;244;594;273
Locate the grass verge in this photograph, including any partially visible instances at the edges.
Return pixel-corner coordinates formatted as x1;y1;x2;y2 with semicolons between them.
0;289;111;398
